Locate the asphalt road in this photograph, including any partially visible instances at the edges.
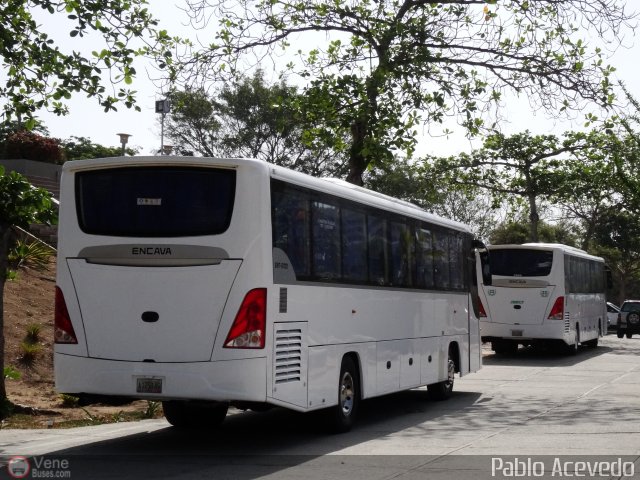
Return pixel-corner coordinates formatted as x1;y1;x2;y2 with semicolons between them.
1;335;639;479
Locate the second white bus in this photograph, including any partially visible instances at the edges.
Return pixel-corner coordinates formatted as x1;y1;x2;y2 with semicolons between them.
54;156;490;431
480;243;607;355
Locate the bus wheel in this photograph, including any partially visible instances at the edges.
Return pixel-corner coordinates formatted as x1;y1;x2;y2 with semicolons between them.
162;400;228;429
626;332;633;339
428;353;455;401
327;356;360;433
583;327;599;348
583;337;598;348
617;329;625;339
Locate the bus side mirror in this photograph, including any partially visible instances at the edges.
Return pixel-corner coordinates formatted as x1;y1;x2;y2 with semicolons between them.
472;240;492;286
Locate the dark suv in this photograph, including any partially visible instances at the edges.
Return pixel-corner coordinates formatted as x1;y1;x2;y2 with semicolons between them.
617;300;640;338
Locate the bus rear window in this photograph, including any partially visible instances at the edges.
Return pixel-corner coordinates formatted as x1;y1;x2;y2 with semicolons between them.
490;249;553;277
76;167;236;237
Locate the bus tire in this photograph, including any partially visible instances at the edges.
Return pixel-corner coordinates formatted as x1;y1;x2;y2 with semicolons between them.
162;400;228;429
583;337;598;348
626;332;633;339
428;353;455;401
583;326;599;348
327;356;360;433
617;329;625;339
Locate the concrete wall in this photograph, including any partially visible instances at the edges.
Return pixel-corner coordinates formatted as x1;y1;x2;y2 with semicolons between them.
0;158;62;181
0;159;62;199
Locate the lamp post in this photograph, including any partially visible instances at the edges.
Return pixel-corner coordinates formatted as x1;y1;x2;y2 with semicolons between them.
117;133;132;156
162;145;174;156
155;99;170;154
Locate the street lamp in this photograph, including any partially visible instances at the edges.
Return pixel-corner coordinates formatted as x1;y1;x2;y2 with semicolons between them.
161;145;174;156
117;133;132;156
155;99;170;154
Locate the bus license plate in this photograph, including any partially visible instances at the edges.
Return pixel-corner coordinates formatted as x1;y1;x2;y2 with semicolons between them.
136;377;163;394
511;330;523;337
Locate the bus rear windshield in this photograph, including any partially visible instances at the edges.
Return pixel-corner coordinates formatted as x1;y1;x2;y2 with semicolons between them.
76;167;236;237
490;249;553;277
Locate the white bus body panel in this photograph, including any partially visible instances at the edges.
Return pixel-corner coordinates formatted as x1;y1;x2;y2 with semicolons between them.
482;284;556;326
66;259;241;362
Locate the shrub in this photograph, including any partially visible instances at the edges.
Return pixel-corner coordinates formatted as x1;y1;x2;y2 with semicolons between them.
25;323;42;344
19;341;41;366
8;239;55;271
59;394;80;408
4;131;64;164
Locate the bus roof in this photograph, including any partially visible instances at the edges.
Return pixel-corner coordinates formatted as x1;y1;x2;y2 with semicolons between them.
488;243;604;262
63;155;472;235
268;161;472;234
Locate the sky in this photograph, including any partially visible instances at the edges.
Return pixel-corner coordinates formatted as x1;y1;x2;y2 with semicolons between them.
31;2;640;159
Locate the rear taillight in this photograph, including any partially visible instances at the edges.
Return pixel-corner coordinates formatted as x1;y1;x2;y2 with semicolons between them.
224;288;266;349
479;299;487;318
548;296;564;320
54;287;78;344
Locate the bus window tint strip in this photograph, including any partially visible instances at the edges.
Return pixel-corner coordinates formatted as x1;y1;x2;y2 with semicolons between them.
489;249;554;277
271;179;469;291
565;255;605;293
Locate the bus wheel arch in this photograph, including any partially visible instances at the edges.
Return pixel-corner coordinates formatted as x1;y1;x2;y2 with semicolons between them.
566;323;580;355
428;342;458;401
448;341;461;374
326;352;361;433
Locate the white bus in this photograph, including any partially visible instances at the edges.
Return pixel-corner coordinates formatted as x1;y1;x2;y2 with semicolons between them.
54;156;490;432
480;243;607;355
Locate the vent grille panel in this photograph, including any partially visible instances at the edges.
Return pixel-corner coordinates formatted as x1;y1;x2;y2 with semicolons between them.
274;328;302;384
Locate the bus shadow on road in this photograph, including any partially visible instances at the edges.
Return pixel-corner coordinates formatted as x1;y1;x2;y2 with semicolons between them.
481;343;611;367
43;390;484;478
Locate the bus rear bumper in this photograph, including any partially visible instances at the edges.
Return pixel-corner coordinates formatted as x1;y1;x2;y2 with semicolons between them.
54;353;267;403
480;320;569;343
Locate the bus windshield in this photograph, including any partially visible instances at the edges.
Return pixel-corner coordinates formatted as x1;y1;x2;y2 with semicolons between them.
489;249;553;277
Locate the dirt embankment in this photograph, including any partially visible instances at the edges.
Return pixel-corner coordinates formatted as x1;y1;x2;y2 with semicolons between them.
3;260;160;428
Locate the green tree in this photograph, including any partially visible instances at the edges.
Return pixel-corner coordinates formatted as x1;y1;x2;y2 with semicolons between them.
366;156;498;239
436;131;590;242
549;131;622;250
592;207;640;302
60;136;138;160
490;220;578;246
174;0;635;184
0;1;175;125
613;86;640;213
164;89;221;157
0;167;57;410
166;72;347;176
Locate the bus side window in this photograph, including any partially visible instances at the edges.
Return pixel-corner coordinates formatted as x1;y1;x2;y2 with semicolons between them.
433;230;450;289
272;189;311;278
390;221;413;287
449;234;465;290
415;227;434;289
312;200;341;280
368;215;388;286
342;208;368;282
